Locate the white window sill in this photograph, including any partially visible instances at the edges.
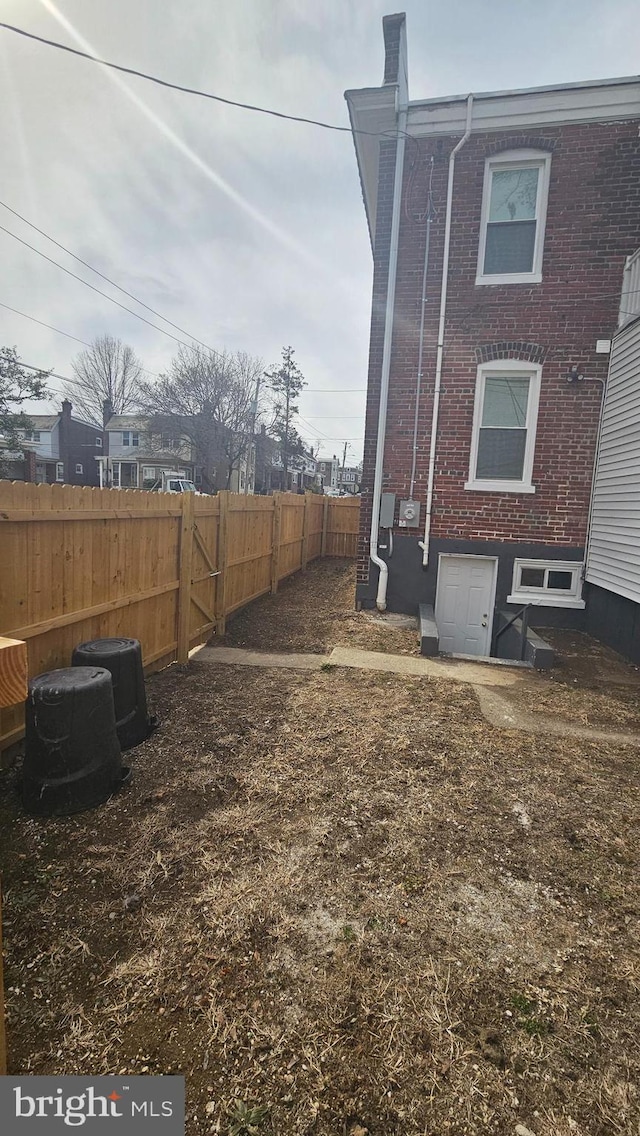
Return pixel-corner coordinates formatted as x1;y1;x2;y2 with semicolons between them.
464;480;536;494
475;272;542;287
507;593;586;610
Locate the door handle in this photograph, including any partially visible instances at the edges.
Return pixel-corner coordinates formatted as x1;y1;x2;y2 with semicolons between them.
481;621;487;627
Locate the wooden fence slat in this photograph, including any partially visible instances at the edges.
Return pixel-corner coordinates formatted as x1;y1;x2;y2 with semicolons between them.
176;490;195;664
271;493;282;594
0;480;360;752
216;491;230;637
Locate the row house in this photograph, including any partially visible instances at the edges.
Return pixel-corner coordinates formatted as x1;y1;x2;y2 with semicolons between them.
346;12;640;656
3;400;102;486
99;412;196;489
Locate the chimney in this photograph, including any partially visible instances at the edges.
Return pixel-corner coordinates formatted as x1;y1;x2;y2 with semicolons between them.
102;398;115;427
382;13;406;86
61;398;72;419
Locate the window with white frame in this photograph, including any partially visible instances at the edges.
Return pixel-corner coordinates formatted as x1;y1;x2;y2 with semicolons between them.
95;436;102;447
56;462;64;481
75;463;83;474
24;430;41;442
476;151;551;285
508;559;585;609
466;360;541;493
121;431;139;447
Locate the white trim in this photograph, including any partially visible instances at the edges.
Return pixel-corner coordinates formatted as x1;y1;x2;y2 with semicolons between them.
508;558;585;609
436;553;498;657
55;462;64;481
465;359;541;493
476;151;551;285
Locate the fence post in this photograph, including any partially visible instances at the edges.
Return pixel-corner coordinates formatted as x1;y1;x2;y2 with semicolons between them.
216;490;230;637
177;489;194;664
0;884;5;1075
321;496;329;558
301;492;311;571
271;493;282;593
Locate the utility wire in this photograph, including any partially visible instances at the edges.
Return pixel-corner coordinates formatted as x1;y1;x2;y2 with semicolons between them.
0;300;92;347
0;299;161;379
0;198;217;352
0;223;204;351
0;20;406;143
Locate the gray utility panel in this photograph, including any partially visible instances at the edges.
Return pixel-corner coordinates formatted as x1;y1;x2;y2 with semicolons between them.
380;492;396;528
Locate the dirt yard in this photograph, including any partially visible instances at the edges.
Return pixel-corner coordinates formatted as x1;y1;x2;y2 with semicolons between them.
1;561;639;1136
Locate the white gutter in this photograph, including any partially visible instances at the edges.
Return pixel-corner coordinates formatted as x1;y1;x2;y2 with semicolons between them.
369;92;409;610
419;94;474;567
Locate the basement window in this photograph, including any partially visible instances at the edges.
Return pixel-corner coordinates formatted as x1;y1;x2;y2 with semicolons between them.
476;150;551;285
508;559;585;609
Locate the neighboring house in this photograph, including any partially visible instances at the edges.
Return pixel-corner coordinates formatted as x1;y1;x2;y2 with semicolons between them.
318;456;361;493
101;411;196;489
338;465;361;494
584;250;640;662
317;456;339;490
346;12;640;656
2;400;102;486
269;445;319;492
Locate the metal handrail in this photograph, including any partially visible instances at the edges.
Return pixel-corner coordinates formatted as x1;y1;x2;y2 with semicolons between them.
493;604;531;661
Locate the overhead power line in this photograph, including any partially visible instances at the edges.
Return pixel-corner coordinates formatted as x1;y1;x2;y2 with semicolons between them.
0;20;390;140
0;301;92;347
0;300;161;379
0;198;217;353
0;223;206;352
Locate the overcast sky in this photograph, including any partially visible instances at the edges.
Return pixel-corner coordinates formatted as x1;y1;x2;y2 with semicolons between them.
1;0;639;462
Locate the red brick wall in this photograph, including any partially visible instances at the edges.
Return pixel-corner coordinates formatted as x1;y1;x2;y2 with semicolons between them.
358;120;640;585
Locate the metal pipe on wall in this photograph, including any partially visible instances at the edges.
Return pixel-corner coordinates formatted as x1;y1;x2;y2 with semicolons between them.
369;76;409;610
419;94;474;568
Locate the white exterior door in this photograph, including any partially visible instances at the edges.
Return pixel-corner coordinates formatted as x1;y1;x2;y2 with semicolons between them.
435;556;496;657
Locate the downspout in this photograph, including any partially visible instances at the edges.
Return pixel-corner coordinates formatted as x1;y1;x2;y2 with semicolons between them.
418;94;474;567
370;90;408;610
582;373;608;582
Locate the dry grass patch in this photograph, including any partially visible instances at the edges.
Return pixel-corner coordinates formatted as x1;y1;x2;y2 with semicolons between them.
1;655;639;1136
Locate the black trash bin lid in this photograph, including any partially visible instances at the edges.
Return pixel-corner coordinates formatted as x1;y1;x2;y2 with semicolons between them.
74;637;140;656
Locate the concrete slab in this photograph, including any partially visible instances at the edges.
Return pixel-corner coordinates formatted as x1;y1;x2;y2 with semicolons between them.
196;646;325;670
418;604;439;656
326;646;524;688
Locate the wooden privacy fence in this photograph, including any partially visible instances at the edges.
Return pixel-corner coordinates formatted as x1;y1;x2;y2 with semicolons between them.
0;482;360;751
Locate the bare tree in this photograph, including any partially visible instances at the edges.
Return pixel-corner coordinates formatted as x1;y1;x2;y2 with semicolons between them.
137;345;263;491
63;335;143;426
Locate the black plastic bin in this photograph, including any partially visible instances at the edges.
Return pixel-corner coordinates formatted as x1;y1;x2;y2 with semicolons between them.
72;637;156;750
23;667;126;817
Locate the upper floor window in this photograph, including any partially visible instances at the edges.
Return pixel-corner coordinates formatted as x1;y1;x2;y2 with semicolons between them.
121;431;139;447
465;360;541;494
95;436;103;447
24;430;41;442
476;151;551;286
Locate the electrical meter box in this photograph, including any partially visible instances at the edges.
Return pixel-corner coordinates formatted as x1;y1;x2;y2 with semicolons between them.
399;499;420;528
380;492;396;528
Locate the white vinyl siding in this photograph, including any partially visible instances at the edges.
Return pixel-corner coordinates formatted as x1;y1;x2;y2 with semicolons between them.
586;315;640;603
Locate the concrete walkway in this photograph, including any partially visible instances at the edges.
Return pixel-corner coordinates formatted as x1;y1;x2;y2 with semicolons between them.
195;644;640;746
196;645;523;688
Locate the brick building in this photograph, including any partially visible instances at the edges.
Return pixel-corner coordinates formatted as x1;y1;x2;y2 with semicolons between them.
346;12;640;655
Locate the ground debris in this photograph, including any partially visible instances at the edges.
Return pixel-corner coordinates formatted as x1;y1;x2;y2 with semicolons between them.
1;560;639;1136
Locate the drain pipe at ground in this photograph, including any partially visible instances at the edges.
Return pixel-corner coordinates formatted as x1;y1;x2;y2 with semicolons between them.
369;88;409;610
418;94;474;568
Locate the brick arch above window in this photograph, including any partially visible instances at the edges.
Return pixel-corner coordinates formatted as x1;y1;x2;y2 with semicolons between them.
474;342;548;365
486;136;556;156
